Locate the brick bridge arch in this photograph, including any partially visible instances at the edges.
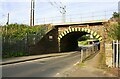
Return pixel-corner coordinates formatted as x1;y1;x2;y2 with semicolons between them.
58;27;102;52
30;20;108;54
58;28;102;41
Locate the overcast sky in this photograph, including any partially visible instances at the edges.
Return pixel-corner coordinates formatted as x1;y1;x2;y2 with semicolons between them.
0;0;119;25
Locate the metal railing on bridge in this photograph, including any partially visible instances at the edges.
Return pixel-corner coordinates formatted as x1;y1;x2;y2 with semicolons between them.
35;9;117;25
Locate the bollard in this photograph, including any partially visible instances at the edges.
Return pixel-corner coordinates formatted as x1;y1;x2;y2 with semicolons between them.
93;46;94;53
96;45;98;52
83;49;85;59
96;46;98;52
91;47;93;54
86;48;89;57
85;49;86;59
88;48;90;56
90;47;92;54
96;46;97;51
83;49;85;60
81;49;83;62
95;46;97;53
90;47;92;55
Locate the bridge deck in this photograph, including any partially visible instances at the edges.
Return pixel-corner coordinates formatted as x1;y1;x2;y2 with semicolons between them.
53;20;108;27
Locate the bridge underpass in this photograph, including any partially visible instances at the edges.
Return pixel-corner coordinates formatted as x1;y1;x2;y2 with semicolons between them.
60;31;89;52
58;27;102;52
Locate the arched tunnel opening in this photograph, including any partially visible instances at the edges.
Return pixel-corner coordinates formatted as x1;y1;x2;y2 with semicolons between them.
60;31;100;52
60;31;88;52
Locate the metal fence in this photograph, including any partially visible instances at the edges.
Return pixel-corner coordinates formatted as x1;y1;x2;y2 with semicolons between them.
80;45;99;62
2;24;54;58
112;40;120;68
35;9;117;25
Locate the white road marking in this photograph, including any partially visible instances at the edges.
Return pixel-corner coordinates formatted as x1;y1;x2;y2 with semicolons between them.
56;73;60;75
73;61;79;66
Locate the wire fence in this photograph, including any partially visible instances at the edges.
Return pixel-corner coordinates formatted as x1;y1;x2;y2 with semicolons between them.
1;24;53;58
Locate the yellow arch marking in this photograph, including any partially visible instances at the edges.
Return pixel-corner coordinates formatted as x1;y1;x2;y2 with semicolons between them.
87;29;91;33
66;30;69;33
98;37;102;41
58;37;60;41
93;32;97;36
69;28;72;32
58;28;102;41
61;33;64;36
96;35;100;38
75;28;77;31
84;28;87;32
90;31;94;34
59;35;62;38
64;31;67;35
78;28;81;31
72;28;74;32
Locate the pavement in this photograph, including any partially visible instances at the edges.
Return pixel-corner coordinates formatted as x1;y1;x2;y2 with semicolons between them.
1;52;76;65
55;52;117;77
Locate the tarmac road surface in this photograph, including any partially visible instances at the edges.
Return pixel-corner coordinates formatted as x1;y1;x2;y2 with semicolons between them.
2;51;81;77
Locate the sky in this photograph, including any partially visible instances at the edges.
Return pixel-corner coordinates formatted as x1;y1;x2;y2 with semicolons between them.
0;0;119;25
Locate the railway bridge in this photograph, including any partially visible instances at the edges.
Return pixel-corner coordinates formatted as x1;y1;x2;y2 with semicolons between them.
29;20;108;54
